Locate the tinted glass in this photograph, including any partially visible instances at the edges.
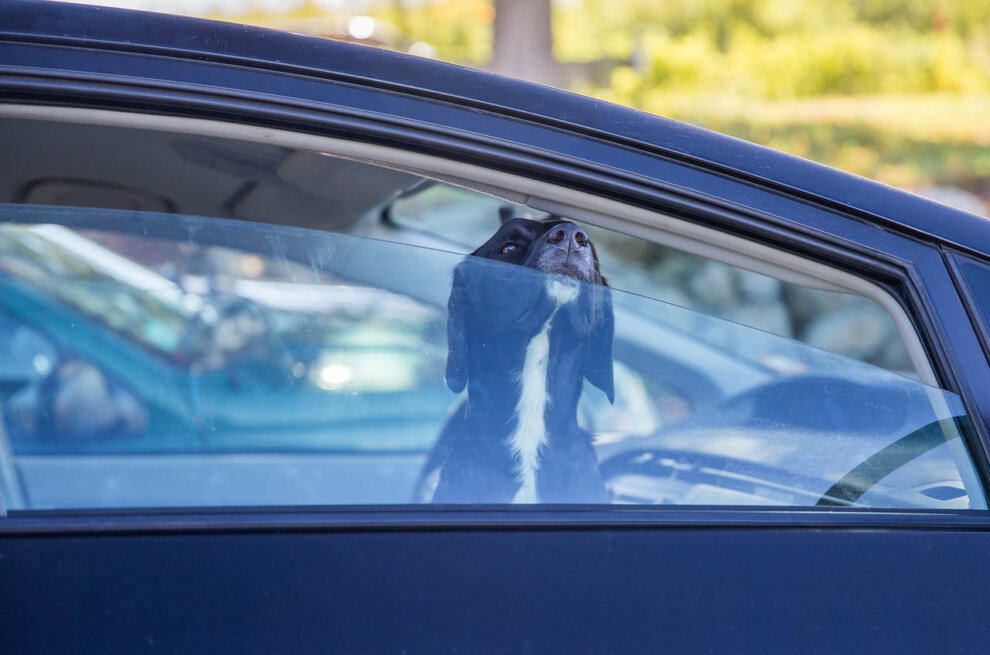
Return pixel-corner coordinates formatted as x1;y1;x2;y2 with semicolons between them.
950;252;990;364
388;183;916;377
0;205;983;510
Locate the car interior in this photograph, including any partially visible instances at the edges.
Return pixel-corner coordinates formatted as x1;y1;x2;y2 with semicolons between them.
0;106;984;512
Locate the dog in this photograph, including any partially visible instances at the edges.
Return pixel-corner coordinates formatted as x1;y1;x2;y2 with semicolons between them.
428;217;614;504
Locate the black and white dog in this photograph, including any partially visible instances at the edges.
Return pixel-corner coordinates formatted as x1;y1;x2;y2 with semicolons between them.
428;217;614;504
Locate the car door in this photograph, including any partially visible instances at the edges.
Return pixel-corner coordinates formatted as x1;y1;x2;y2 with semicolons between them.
3;3;990;653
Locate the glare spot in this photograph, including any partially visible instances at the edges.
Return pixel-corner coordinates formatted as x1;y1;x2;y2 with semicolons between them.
318;364;352;390
347;16;375;40
33;354;52;376
182;293;204;313
407;42;435;59
199;305;220;324
239;255;265;278
758;354;808;375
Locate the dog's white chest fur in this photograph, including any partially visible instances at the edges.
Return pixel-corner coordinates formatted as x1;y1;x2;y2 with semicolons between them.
509;280;579;503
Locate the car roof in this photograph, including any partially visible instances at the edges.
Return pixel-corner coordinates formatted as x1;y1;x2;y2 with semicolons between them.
3;0;990;257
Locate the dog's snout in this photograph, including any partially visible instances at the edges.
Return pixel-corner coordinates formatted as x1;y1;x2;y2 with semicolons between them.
547;223;589;249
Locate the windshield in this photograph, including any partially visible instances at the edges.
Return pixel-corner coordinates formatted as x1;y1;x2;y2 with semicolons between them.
0;205;983;511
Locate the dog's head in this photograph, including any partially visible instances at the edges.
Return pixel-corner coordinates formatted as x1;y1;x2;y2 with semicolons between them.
445;217;614;402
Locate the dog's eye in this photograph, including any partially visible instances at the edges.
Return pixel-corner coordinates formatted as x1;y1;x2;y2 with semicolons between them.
500;243;518;254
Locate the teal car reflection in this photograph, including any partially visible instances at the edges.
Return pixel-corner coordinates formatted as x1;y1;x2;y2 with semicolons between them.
0;223;452;456
0;209;979;511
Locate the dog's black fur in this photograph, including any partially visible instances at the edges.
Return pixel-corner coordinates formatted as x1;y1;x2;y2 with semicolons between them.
428;217;614;504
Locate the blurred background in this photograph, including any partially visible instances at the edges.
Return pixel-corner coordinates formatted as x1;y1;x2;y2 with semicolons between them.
57;0;990;216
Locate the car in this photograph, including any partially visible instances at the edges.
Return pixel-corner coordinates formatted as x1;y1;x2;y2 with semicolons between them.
2;1;990;652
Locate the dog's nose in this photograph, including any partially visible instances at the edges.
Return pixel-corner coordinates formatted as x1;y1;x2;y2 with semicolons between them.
547;224;589;248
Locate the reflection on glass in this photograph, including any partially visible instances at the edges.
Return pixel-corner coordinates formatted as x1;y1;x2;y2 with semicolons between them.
0;205;983;511
386;183;915;376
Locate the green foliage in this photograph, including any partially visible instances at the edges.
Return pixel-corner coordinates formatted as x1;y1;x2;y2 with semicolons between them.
368;0;493;64
555;0;990;100
552;0;990;189
592;92;990;189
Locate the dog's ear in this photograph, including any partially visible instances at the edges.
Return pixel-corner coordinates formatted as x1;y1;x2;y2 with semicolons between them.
584;283;615;404
444;262;469;393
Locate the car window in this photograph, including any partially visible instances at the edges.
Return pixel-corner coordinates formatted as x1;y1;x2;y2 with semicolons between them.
0;116;983;511
0;203;983;511
949;253;990;364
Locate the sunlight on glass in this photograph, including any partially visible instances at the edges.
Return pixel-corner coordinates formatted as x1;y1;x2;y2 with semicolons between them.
318;363;353;389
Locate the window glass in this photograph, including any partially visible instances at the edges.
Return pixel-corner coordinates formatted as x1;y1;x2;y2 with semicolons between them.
0;204;983;510
387;185;914;376
0;314;57;389
950;253;990;364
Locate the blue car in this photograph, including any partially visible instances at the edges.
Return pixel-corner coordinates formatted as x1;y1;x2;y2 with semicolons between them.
2;2;990;652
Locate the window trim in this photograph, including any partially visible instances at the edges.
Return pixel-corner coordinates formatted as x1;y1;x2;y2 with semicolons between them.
4;505;990;535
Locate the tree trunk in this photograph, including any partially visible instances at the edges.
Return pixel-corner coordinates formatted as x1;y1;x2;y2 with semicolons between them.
490;0;559;87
